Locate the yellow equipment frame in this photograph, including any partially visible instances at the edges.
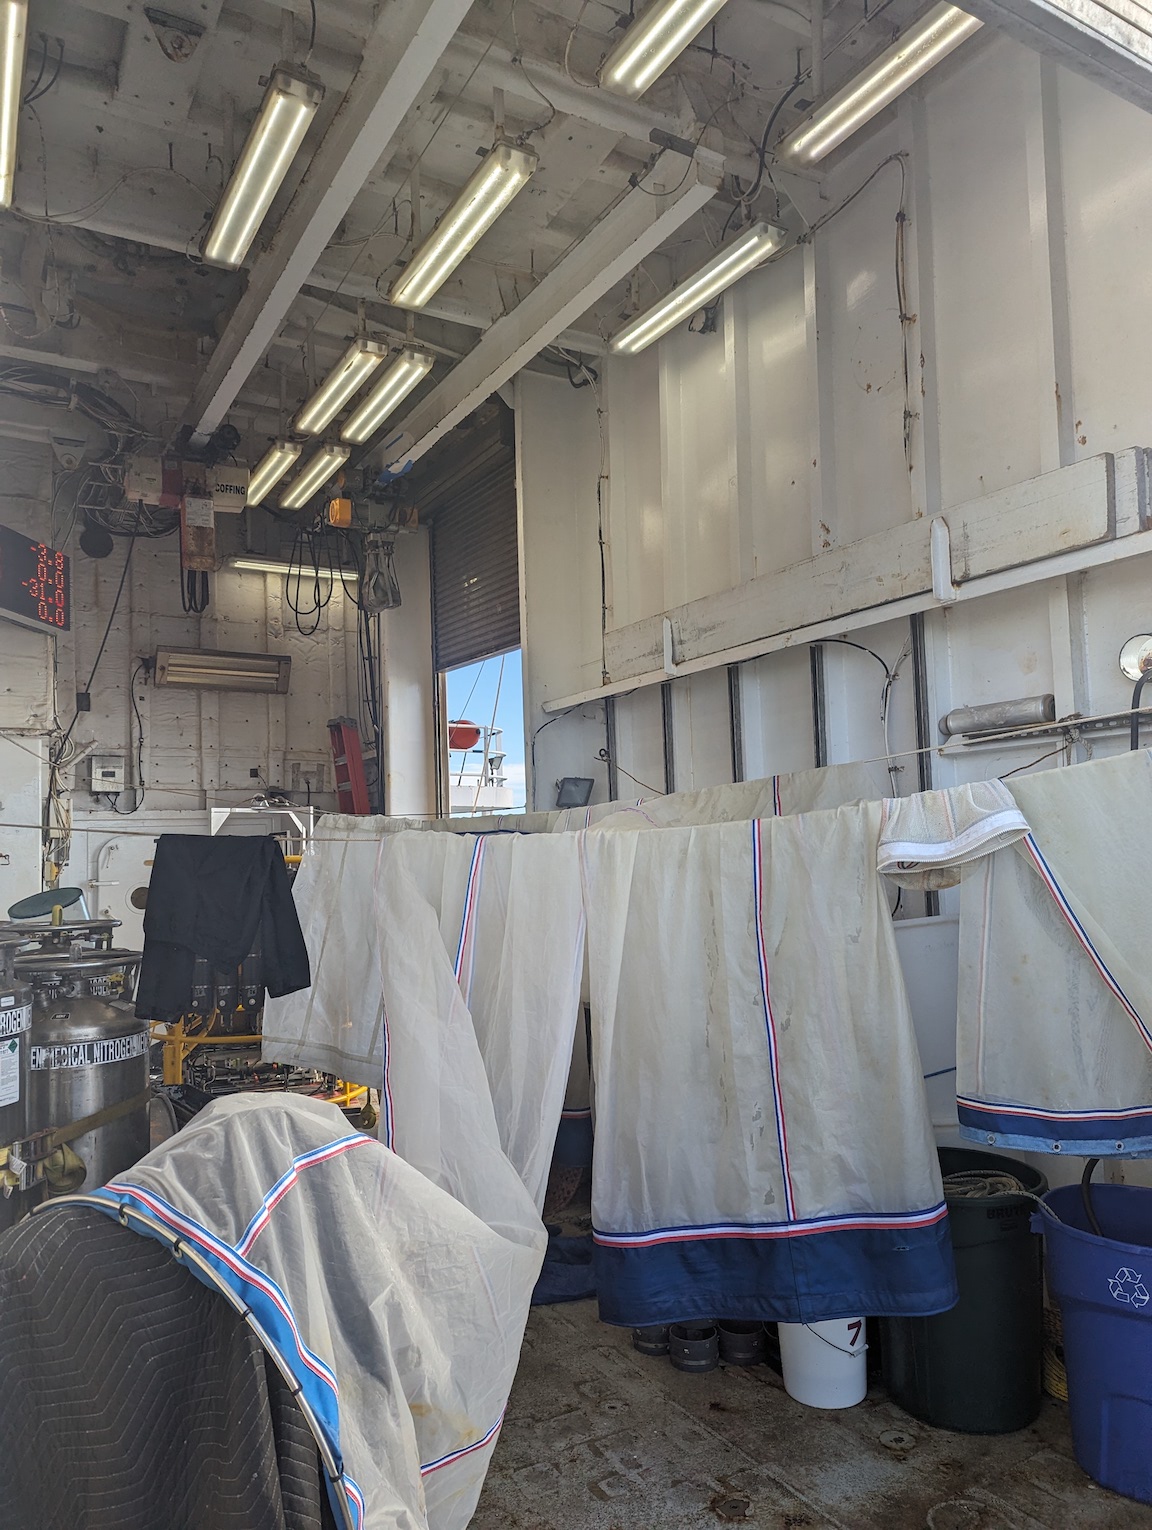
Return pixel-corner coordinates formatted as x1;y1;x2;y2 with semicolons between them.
152;1015;366;1109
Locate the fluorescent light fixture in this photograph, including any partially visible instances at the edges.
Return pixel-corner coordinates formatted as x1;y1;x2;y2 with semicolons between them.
246;440;302;507
775;3;982;167
227;554;357;583
0;0;27;209
341;347;436;444
278;443;350;510
202;65;324;270
610;220;785;356
294;338;389;435
389;142;538;310
599;0;730;98
152;646;291;694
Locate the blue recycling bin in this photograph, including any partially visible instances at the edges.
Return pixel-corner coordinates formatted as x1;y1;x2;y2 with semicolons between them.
1036;1183;1152;1504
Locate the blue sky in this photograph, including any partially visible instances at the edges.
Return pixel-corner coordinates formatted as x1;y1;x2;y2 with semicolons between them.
444;649;526;809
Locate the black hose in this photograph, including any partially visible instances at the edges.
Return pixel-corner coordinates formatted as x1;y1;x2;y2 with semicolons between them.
1081;1156;1103;1237
1131;672;1149;751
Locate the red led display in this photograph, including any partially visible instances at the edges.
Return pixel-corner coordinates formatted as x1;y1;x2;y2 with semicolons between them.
0;523;70;632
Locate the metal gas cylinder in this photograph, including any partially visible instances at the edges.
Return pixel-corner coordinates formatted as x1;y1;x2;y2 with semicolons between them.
0;934;34;1233
24;955;149;1195
15;947;142;1005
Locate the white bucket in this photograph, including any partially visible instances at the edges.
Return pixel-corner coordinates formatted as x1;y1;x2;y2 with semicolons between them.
778;1317;868;1408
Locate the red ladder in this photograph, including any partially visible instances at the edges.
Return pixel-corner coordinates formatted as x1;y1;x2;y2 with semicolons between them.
328;716;371;814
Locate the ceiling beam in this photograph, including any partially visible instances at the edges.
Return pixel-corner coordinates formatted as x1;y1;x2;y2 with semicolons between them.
182;0;475;443
379;149;720;469
446;33;760;180
0;329;198;393
962;0;1152;108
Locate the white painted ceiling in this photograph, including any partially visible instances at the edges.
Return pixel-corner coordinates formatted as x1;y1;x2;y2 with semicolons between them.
1;0;924;461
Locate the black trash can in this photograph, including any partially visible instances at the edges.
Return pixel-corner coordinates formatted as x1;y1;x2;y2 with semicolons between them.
881;1145;1048;1434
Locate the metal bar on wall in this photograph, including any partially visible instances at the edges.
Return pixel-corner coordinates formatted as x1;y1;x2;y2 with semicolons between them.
604;694;619;801
810;645;827;769
660;680;675;794
909;610;938;915
727;663;744;783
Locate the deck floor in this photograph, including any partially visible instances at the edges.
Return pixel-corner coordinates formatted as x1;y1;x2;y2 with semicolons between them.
473;1299;1152;1530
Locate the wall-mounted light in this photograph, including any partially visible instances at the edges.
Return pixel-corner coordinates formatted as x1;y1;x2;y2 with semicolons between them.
389;142;538;310
202;65;324;270
556;776;595;808
598;0;731;99
0;0;28;210
1120;634;1152;750
294;338;389;436
246;441;302;507
609;220;785;356
341;347;436;444
227;555;358;583
1119;634;1152;681
278;443;350;510
152;646;291;693
774;4;982;167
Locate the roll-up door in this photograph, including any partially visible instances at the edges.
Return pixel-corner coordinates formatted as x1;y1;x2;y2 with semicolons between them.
422;406;519;672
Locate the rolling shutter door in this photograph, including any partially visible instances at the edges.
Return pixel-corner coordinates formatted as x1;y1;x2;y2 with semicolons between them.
427;435;519;672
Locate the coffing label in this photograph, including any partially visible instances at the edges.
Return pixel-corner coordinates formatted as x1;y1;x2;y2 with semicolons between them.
0;1004;31;1037
29;1031;149;1070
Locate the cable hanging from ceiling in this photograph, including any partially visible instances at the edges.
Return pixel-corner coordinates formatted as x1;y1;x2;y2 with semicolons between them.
0;362;173;539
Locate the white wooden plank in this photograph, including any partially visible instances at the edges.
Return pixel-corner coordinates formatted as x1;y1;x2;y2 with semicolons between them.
605;453;1128;683
949;451;1113;578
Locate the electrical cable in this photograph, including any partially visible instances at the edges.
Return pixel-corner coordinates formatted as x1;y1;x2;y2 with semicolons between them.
14;165;213;228
819;635;907;794
998;745;1068;778
21;33;46;105
121;657;149;814
561;0;595;85
808;151;907;235
0;362;170;539
0;683;1109;842
819;636;891;680
283;522;357;635
306;0;317;58
180;565;210;614
596;750;664;797
529;710;578;811
628;90;741;199
58;520;139;755
1080;1157;1103;1238
509;0;558;131
357;606;384;806
23;37;63;105
732;73;803;208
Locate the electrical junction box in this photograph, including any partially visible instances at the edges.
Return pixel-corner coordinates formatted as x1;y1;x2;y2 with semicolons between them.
122;455;166;505
88;755;126;796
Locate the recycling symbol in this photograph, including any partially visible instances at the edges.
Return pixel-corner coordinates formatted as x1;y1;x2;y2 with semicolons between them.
1108;1267;1150;1308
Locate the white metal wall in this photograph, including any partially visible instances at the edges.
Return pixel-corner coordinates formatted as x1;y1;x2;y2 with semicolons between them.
517;30;1152;810
0;426;379;909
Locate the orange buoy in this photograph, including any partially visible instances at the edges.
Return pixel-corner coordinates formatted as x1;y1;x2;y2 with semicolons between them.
448;720;481;751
